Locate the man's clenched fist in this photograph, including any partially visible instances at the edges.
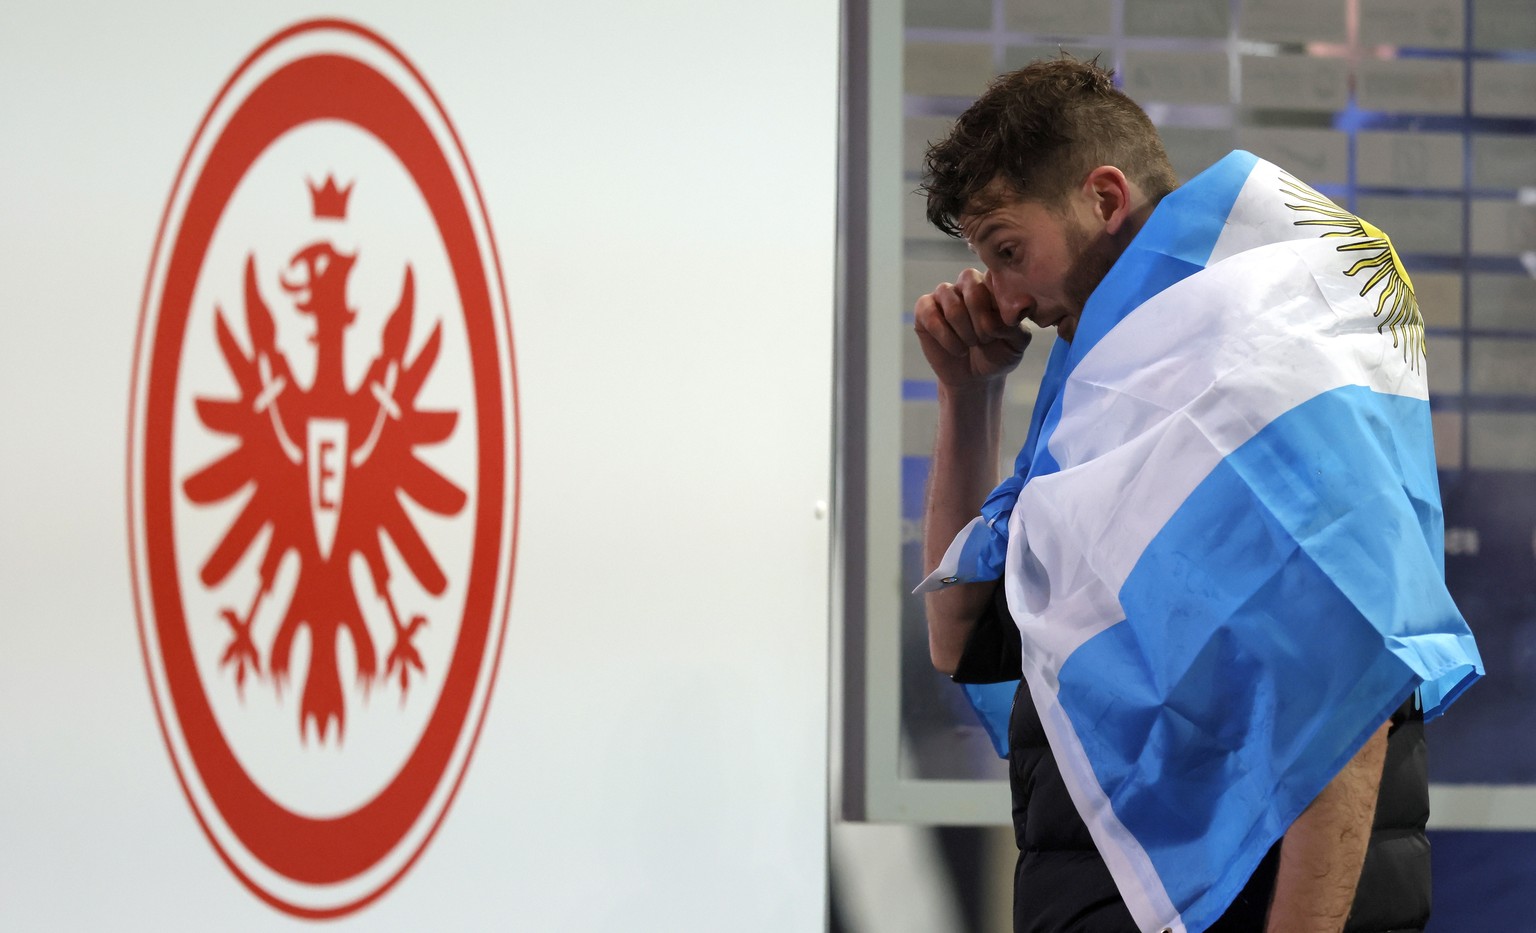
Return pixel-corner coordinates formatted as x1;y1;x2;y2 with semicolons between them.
913;267;1032;390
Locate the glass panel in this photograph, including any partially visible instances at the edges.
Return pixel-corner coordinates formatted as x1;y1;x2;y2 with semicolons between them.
1474;134;1536;189
1239;0;1348;43
1417;272;1465;329
869;0;1536;800
1004;0;1113;36
1357;58;1465;115
1473;61;1536;118
905;42;995;98
1357;131;1465;190
1359;0;1465;48
1470;274;1536;331
905;0;991;30
1241;54;1350;111
1473;0;1536;51
1123;0;1230;38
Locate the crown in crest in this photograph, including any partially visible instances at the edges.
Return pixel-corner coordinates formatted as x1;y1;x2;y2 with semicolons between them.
308;176;353;220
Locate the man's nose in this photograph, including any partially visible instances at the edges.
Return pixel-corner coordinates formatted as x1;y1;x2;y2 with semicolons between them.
984;270;1032;325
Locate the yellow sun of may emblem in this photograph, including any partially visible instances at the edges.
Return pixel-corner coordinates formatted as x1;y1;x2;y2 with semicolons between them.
1280;175;1427;369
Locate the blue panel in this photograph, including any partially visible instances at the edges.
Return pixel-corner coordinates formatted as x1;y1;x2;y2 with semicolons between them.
1428;830;1536;930
902;379;939;402
1433;470;1536;783
901;455;929;521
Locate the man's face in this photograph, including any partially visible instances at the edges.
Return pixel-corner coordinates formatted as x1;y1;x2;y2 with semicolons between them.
961;193;1119;342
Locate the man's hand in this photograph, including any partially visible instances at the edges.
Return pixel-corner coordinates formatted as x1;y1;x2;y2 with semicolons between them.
913;268;1031;390
916;269;1031;672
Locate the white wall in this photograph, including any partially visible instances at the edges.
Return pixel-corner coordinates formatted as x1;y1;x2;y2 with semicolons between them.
0;3;837;929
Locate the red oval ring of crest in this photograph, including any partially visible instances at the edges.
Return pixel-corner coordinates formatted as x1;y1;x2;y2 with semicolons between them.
127;19;519;918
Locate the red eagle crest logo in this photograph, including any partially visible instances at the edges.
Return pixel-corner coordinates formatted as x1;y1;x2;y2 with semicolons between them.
128;20;518;917
191;176;460;739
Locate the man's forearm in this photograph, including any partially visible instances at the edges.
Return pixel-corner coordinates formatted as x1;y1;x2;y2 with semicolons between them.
923;380;1007;673
1265;722;1390;933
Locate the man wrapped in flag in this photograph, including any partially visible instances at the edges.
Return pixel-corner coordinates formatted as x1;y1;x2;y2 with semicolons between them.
912;58;1483;933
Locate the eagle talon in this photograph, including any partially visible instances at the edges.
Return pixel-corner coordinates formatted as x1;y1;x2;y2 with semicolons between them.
219;607;261;694
385;614;427;694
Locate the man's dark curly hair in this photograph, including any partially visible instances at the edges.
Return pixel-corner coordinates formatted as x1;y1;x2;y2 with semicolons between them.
921;56;1178;238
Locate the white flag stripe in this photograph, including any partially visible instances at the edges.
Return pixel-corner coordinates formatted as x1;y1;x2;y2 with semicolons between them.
914;515;986;593
1208;160;1324;265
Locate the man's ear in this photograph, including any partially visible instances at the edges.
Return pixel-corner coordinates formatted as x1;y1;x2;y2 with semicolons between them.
1081;165;1134;235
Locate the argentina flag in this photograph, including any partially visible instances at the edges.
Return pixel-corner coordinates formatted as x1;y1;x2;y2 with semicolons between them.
916;151;1484;933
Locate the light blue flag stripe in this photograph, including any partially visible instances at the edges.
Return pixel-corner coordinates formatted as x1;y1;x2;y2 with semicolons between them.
960;681;1015;758
1057;386;1480;930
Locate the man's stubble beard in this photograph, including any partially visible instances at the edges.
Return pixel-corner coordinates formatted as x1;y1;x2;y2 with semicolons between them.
1060;220;1121;339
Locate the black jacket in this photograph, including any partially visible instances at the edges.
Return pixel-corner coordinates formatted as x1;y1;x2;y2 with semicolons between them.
954;585;1430;933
